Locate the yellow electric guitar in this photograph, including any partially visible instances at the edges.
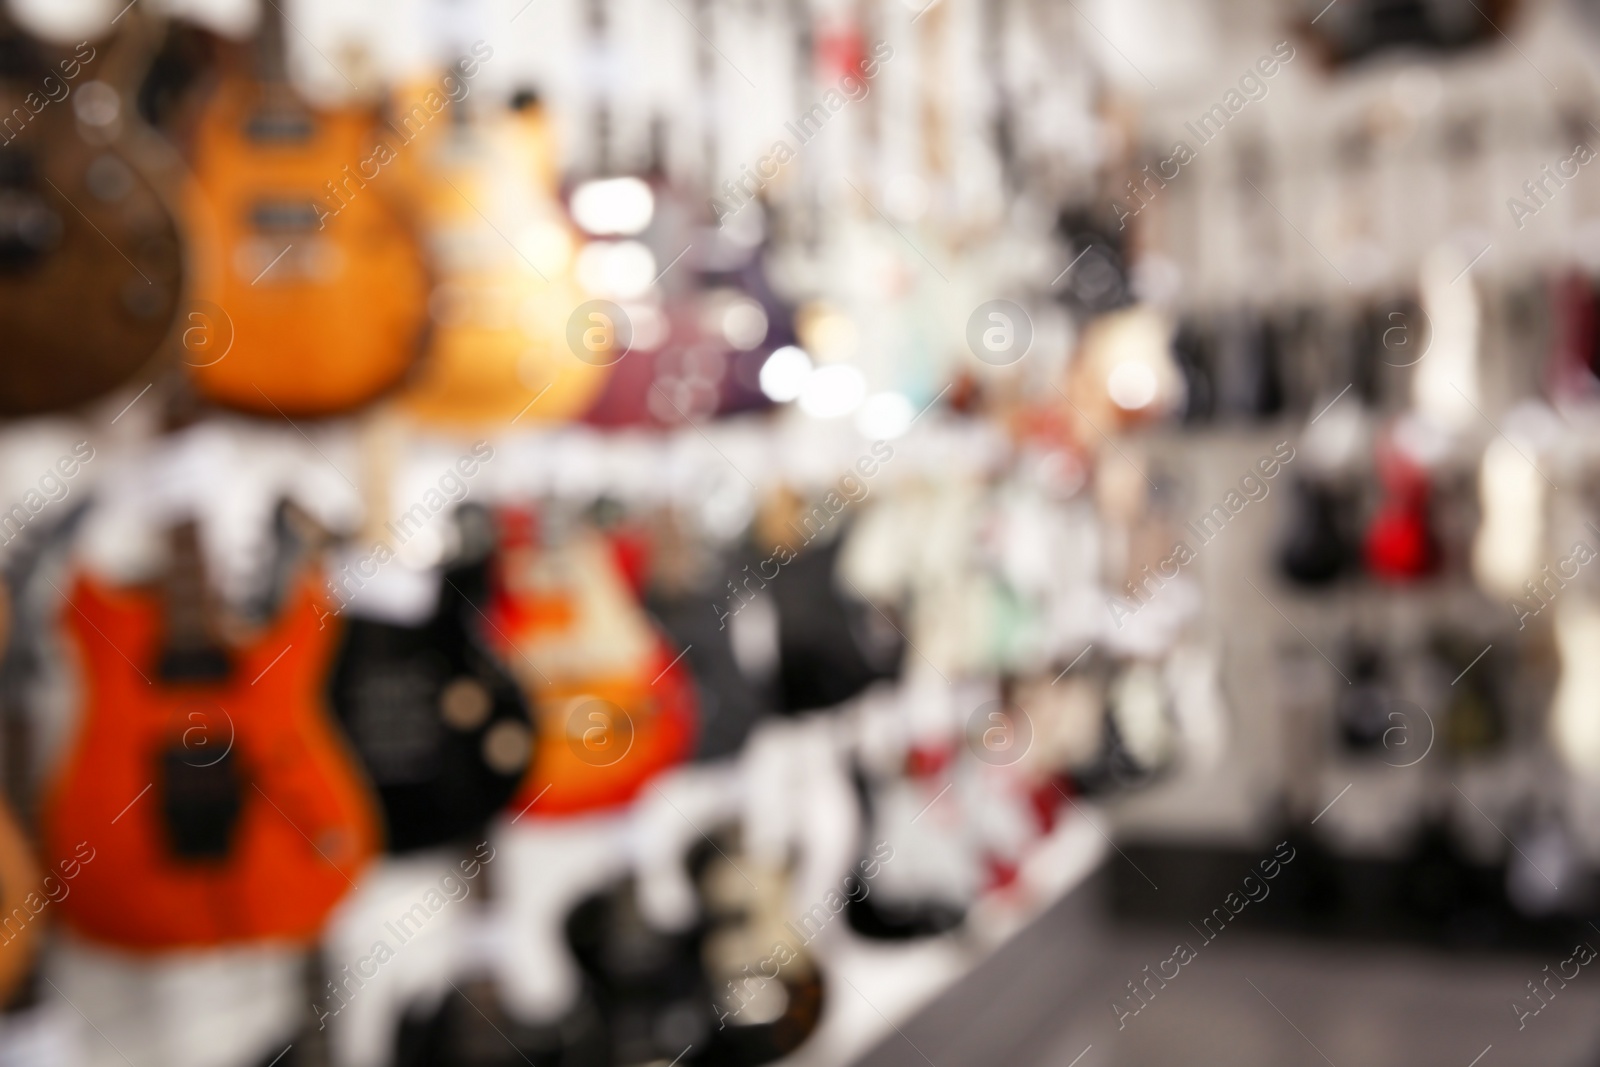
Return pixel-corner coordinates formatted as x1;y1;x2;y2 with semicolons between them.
395;81;611;425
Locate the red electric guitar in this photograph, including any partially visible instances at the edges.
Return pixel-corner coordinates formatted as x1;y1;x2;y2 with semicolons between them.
1363;427;1439;582
42;516;379;949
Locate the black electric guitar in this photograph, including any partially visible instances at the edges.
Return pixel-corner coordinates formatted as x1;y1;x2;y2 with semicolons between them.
1335;643;1394;753
0;8;183;416
566;873;713;1067
1279;475;1356;585
325;506;535;853
1278;312;1366;586
381;833;610;1066
755;502;902;715
566;829;826;1067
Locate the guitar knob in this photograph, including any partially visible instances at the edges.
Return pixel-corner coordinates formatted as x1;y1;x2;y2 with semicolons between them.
0;189;61;272
72;82;120;129
85;155;134;202
439;676;492;729
481;721;531;775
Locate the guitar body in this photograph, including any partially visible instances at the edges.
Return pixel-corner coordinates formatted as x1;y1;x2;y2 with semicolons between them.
490;521;695;817
1279;477;1354;585
396;90;608;426
513;641;697;817
327;561;534;853
1364;453;1437;581
1551;602;1600;771
42;572;379;949
0;798;40;1000
183;72;428;416
565;876;713;1067
0;582;42;1000
0;31;182;416
697;840;825;1065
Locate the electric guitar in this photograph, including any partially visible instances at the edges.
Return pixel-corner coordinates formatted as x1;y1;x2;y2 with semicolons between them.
1279;474;1356;586
564;840;825;1067
387;835;609;1067
489;509;696;818
0;799;38;1003
1550;600;1600;772
326;512;535;853
0;581;41;1002
1278;313;1368;586
182;1;429;416
0;10;183;416
394;73;608;426
42;518;380;948
1363;428;1438;582
760;512;902;715
695;833;826;1065
1334;643;1394;753
581;6;788;430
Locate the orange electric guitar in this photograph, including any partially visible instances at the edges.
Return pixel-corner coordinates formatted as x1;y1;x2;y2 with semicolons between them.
0;581;42;999
181;3;428;416
42;518;379;949
395;81;609;425
0;802;39;1000
489;509;695;816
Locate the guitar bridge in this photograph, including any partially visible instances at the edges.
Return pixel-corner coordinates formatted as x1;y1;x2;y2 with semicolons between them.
158;746;243;861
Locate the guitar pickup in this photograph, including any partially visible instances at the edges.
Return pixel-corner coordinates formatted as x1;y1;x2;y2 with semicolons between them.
247;200;325;234
244;112;314;143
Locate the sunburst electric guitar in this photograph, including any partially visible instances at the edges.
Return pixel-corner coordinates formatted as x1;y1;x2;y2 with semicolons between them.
396;81;610;425
181;3;429;416
489;510;695;817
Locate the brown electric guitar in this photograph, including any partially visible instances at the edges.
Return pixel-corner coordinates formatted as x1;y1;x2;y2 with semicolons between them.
182;4;428;417
42;519;379;949
0;11;183;416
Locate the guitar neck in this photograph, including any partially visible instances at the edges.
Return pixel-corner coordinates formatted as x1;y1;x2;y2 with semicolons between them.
255;0;292;86
159;520;231;681
586;0;611;175
0;578;30;828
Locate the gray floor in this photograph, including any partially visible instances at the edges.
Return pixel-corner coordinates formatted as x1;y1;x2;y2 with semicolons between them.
854;876;1600;1067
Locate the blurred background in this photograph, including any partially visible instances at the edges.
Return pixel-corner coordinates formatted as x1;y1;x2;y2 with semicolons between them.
3;0;1600;1064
